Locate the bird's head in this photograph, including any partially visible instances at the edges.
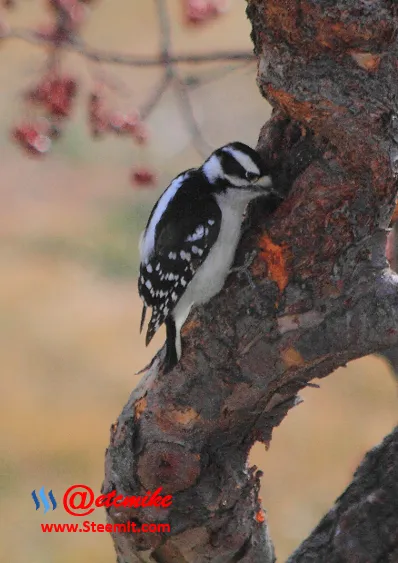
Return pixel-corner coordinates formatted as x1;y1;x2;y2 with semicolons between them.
201;142;277;198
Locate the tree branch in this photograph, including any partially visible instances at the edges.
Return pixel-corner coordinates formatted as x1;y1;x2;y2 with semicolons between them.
139;71;173;121
287;425;398;563
104;0;398;561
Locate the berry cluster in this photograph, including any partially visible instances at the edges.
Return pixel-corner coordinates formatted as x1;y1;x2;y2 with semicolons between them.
12;73;75;156
4;0;231;188
88;92;148;144
88;92;154;186
12;74;154;185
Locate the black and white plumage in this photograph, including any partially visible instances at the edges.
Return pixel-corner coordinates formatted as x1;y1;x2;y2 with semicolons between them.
138;142;276;372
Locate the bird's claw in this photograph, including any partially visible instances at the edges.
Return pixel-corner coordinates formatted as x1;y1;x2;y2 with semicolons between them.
230;249;258;290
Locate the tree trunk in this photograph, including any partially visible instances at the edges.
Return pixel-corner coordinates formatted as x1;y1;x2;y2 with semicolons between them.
105;1;398;561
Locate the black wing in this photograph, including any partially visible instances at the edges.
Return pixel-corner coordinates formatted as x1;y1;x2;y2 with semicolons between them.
138;195;221;346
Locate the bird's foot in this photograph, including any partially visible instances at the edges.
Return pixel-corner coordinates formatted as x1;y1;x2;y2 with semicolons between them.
162;343;178;374
230;249;258;290
135;344;177;377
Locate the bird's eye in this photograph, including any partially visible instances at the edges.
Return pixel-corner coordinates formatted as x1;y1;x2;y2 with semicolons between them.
245;171;259;182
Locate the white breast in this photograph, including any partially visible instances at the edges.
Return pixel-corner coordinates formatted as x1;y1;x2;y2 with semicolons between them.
171;189;259;359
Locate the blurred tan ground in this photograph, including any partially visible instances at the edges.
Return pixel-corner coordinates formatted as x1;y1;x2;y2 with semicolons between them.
0;2;397;563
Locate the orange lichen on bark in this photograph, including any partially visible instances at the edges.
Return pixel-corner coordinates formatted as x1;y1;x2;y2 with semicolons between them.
255;509;266;523
391;201;398;224
156;406;201;432
167;407;200;425
257;233;290;292
281;347;305;368
262;0;394;54
318;20;374;46
266;87;314;122
110;420;118;435
182;318;201;335
264;0;301;44
134;396;147;420
350;51;381;71
266;86;345;128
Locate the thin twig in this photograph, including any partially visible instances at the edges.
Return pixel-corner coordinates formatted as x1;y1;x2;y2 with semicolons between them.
182;59;255;90
139;70;173;120
173;73;213;157
152;0;213;157
137;0;175;121
154;0;172;61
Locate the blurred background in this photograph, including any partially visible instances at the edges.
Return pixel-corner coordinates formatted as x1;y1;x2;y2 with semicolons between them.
0;1;397;562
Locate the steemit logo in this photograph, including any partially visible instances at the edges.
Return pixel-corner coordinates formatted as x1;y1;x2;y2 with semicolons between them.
32;487;57;513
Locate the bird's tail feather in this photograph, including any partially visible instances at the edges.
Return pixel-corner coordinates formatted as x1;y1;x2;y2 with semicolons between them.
140;305;147;334
145;312;160;347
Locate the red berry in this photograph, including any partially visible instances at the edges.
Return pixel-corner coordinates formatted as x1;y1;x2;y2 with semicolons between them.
131;167;156;187
124;112;139;131
12;121;52;156
108;110;140;136
109;111;126;131
87;93;142;140
25;74;77;118
47;77;77;117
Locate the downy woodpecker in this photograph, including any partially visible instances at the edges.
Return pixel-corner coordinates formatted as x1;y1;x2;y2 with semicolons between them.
138;142;276;371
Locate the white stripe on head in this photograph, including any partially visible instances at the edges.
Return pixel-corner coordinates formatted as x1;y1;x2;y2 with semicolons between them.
139;173;187;262
223;146;260;176
202;154;223;183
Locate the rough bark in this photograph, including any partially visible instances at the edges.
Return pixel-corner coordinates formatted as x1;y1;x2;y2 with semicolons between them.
287;426;398;563
379;224;398;375
105;1;398;561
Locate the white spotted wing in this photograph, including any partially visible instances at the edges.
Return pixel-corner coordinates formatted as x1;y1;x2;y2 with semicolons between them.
138;195;221;346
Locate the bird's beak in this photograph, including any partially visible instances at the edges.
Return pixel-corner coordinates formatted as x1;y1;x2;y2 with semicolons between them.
250;175;284;199
253;175;272;188
246;175;272;192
